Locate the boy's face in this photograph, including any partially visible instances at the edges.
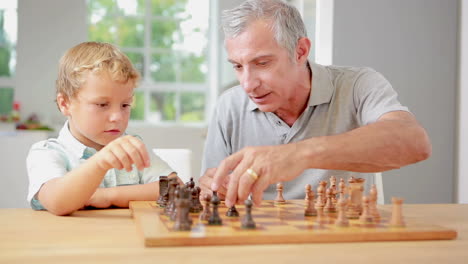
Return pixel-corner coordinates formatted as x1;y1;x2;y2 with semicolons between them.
60;72;134;150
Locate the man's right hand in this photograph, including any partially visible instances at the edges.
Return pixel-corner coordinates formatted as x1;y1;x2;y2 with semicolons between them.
199;168;230;200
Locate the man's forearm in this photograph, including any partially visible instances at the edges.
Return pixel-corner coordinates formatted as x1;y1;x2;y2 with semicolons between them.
299;112;431;172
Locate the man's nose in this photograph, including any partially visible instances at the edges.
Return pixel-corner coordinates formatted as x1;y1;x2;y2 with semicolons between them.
241;70;260;93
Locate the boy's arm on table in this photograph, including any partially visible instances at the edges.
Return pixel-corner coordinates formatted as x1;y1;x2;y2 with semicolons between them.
86;172;180;208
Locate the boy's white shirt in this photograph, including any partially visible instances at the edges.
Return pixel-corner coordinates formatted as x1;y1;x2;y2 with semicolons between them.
26;121;174;209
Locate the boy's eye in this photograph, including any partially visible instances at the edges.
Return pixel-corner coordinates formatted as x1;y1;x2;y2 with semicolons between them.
96;103;108;108
122;104;132;108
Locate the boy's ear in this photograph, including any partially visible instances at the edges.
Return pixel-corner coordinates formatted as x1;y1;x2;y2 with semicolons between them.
56;93;71;116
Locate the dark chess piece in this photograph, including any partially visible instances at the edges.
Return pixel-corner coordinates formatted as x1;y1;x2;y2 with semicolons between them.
170;185;181;221
186;177;195;189
241;200;256;229
199;193;211;221
164;178;178;216
226;205;239;217
157;176;169;207
174;187;192;231
208;191;222;225
190;186;203;213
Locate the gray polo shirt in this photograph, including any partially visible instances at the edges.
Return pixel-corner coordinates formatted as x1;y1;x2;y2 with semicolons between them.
202;63;409;200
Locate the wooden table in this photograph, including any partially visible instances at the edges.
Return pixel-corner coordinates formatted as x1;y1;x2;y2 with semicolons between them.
0;204;466;264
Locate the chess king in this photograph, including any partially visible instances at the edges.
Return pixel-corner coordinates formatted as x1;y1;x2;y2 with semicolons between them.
199;0;431;207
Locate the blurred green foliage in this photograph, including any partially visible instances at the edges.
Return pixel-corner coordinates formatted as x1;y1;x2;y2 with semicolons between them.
87;0;208;123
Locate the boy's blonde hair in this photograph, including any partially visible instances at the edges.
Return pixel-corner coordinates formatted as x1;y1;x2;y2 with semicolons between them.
56;42;140;101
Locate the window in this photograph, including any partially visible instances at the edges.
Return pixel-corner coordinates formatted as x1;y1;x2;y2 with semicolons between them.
87;0;210;124
0;1;17;117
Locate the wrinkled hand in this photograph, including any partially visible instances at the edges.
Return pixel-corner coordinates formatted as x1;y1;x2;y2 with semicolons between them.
93;135;150;172
211;143;307;207
85;188;113;208
199;168;230;200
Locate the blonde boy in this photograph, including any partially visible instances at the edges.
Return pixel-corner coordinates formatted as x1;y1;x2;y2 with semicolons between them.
27;42;180;215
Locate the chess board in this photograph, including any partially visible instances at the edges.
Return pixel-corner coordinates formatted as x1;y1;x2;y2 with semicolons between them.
130;200;457;247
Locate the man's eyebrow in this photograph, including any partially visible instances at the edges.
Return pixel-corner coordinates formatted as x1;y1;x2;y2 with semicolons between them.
228;55;275;64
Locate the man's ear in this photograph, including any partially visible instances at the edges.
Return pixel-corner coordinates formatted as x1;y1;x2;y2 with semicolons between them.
296;37;311;64
56;93;71;116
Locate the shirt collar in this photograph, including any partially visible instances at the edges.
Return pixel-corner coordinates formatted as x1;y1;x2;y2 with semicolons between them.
57;121;97;159
308;62;334;106
247;61;334;111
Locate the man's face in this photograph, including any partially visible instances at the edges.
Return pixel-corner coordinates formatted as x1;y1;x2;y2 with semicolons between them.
226;20;301;113
62;72;134;150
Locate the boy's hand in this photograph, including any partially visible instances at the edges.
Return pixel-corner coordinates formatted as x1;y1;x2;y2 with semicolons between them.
93;135;151;172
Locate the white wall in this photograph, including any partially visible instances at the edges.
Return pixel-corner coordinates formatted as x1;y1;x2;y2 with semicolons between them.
331;0;458;203
458;0;468;204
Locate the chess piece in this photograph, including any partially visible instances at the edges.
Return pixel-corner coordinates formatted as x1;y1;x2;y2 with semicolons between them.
274;183;286;204
241;200;256;229
330;176;338;205
208;191;222;225
304;184;311;202
315;181;326;208
304;186;317;216
347;177;365;216
315;205;327;227
338;178;346;201
190;186;203;213
359;196;375;227
226;205;240;217
335;196;349;227
157;176;169;207
369;184;381;222
173;187;192;231
389;197;405;227
199;193;211;221
324;188;336;213
318;181;327;204
164;179;178;216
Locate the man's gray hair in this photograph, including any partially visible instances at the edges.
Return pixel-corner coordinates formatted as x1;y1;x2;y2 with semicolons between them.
222;0;307;59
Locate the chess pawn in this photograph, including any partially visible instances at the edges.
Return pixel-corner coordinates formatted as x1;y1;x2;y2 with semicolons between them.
369;184;381;222
335;197;349;227
274;183;286;204
389;197;405;227
226;205;240;217
359;196;375;227
319;181;327;204
190;186;203;213
304;184;312;202
338;178;346;201
324;188;336;213
304;187;317;216
199;193;211;221
208;192;222;225
241;200;256;229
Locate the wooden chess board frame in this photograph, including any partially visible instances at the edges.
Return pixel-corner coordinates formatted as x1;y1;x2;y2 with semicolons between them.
130;200;457;247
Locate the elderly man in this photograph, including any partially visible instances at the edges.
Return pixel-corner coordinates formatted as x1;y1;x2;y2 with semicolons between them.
199;0;431;207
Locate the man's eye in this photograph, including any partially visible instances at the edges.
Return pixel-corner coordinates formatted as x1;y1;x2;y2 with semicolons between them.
233;64;242;70
257;61;268;66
